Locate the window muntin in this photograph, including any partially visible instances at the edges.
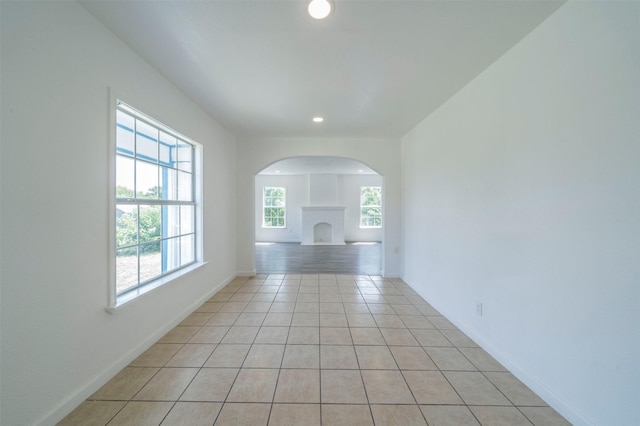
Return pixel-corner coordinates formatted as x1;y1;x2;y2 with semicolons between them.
360;186;382;228
263;187;286;228
115;102;197;297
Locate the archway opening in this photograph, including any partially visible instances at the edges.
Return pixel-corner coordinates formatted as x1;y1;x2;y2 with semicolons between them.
253;156;383;275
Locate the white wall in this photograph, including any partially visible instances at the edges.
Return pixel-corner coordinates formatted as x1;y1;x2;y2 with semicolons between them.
401;2;639;425
238;139;401;276
0;2;237;425
255;173;383;243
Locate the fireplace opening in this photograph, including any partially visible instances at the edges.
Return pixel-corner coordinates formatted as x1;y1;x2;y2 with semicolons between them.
314;222;332;243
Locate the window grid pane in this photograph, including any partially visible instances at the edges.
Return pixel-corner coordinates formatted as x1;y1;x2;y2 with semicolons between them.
116;156;135;198
115;101;198;297
116;246;138;294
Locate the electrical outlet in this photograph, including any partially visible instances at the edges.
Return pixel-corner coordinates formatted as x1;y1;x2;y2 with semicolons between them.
476;302;483;316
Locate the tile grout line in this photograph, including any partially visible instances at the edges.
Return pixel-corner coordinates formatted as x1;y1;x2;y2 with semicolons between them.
68;273;565;425
215;278;252;422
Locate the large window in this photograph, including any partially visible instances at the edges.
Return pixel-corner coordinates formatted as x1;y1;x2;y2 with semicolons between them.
115;101;199;299
360;186;382;228
263;187;286;228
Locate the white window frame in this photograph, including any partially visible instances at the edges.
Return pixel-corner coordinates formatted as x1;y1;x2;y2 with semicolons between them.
262;186;286;228
108;97;204;309
360;186;382;228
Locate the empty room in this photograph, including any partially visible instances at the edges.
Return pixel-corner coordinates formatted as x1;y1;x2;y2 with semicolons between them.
1;1;638;425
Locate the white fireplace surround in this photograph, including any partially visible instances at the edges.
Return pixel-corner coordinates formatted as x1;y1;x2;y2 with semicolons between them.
301;206;346;245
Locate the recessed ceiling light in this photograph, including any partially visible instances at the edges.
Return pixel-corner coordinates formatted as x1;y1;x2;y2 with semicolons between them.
308;0;331;19
275;170;281;173
312;116;324;123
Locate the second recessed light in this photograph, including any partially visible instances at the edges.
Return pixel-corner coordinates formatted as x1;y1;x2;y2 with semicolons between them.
312;117;324;123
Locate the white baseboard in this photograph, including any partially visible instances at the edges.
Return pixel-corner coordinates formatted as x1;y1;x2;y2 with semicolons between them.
39;274;235;426
408;284;594;426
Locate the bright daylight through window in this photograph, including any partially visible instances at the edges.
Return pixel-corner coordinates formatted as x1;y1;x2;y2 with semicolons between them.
263;187;286;228
360;186;382;228
115;101;199;299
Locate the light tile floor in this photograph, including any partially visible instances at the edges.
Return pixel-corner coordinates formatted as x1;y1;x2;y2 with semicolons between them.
59;274;571;425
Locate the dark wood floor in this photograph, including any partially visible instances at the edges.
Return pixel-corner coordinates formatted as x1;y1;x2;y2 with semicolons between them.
255;242;382;275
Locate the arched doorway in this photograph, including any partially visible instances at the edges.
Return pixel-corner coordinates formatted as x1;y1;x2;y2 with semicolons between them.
253;156;383;275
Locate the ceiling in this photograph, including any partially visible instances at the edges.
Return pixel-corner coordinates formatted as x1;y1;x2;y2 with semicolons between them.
81;0;563;139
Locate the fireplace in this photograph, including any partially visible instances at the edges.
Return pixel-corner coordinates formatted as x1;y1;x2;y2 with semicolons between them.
301;206;346;245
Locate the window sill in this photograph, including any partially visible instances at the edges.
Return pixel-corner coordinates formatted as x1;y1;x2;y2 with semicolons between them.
106;261;208;313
